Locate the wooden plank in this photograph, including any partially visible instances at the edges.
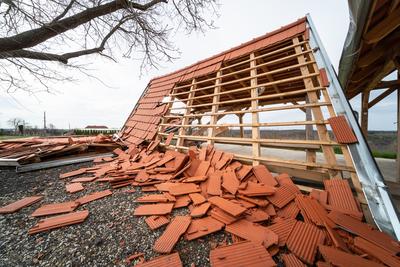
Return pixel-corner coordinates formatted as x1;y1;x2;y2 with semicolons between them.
361;91;370;137
250;53;260;166
161;120;329;128
207;71;222;145
238;114;244;138
293;37;338;178
364;6;400;44
176;79;196;147
368;87;397;108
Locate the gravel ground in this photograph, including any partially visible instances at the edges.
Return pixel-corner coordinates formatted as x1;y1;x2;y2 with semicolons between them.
0;163;229;267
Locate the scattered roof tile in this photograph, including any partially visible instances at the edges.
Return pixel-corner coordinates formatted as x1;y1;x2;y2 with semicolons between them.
153;216;191;253
145;215;170;230
252;165;277;186
173;195;192;209
267;218;296;247
135;252;182;267
190;202;211;217
134;203;174;216
29;210;89;235
238;181;275;197
282;253;307;267
222;170;240;195
66;183;84;193
71;176;97;183
328;116;358;144
225;219;278;248
0;196;43;214
207;172;223;196
76;190;113;205
136;194;170;203
268;184;299;208
319;245;384;267
276;201;299;219
353;237;400;267
169;183;201;196
209;241;276;267
286;221;325;265
208;196;247;217
185;216;224;240
189;193;206;205
209;207;240;225
244;208;270;223
31;201;79;217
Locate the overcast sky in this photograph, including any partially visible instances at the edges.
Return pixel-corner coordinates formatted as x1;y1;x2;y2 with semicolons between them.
0;0;397;130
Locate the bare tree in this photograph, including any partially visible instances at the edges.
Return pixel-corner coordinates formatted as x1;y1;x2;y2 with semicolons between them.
0;0;218;93
7;117;23;131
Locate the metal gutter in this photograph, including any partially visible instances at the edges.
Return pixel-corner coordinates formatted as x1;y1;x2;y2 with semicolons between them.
306;14;400;240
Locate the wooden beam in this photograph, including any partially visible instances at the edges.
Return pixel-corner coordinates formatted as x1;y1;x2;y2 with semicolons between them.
361;91;370;137
305;96;316;163
364;6;400;44
176;79;196;148
368;87;397;108
250;53;260;166
238;114;245;138
373;79;400;89
207;71;222;145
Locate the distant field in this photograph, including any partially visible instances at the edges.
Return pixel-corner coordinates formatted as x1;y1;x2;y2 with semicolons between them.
0;136;33;141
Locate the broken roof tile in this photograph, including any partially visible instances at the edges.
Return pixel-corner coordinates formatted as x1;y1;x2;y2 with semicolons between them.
169;183;201;196
328;211;400;255
237;195;269;207
29;210;89;235
153;216;191;253
185;216;224;240
209;241;276;267
135;252;182;267
189;193;206;206
238;181;275;197
71;176;97;183
353;237;400;267
76;190;113;205
252;165;277;186
309;189;328;205
145;215;170;230
209;207;240;225
136;194;170;203
221;170;239;195
236;165;252;180
59;168;87;179
0;196;43;214
66;183;84;194
267;218;296;247
31;201;79;217
215;153;233;170
173;195;192;209
286;221;325;265
194;161;211;176
182;175;208;183
134;203;174;216
276;201;299;219
207;172;222;196
208;196;247;217
190;202;211;217
268;184;299;208
164;133;174;146
225;219;278;248
244;208;270;223
295;195;333;227
319;245;383;267
282;253;307;267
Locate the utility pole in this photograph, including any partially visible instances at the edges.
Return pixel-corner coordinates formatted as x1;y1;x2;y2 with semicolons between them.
43;111;47;135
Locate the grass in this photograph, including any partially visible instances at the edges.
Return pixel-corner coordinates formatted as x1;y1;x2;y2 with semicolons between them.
325;146;396;159
0;135;34;141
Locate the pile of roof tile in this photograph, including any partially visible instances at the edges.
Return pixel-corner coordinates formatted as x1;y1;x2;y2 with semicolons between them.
2;142;399;266
0;135;119;165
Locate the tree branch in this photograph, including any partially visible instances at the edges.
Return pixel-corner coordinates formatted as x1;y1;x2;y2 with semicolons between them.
0;0;167;52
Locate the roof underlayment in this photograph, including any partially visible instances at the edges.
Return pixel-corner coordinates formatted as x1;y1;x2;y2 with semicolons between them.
120;15;400;239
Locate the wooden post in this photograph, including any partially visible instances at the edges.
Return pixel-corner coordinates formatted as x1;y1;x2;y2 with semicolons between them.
305;95;316;163
238;114;245;138
293;38;338;177
177;79;196;147
361;91;370;138
250;53;261;165
208;71;222;145
397;72;400;182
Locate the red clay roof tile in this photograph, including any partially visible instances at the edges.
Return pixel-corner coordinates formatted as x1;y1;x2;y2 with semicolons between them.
208;196;247;217
136;194;171;203
66;183;84;193
164;133;174;146
221;170;239;195
134;203;174;216
268;184;299;208
267;218;297;247
0;196;43;214
153;216;191;253
31;201;79;217
76;190;112;205
328;211;400;255
225;219;278;248
135;252;182;267
59;168;87;179
207;172;223;196
319;245;384;267
286;221;325;265
29;210;89;234
190;202;211;217
238;181;275;197
185;216;224;240
353;237;400;267
282;253;307;267
244;208;270;223
236;165;252;180
189;193;206;206
252;165;278;186
276;201;299;219
145;215;170;230
209;207;240;225
328;116;358;144
295;195;333;227
209;241;276;267
173;195;192;209
71;176;97;183
169;183;201;196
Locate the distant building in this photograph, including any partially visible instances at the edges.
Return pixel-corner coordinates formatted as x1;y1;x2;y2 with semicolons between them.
84;125;108;130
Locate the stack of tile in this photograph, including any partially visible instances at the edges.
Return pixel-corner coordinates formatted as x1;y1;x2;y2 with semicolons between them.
55;143;400;266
